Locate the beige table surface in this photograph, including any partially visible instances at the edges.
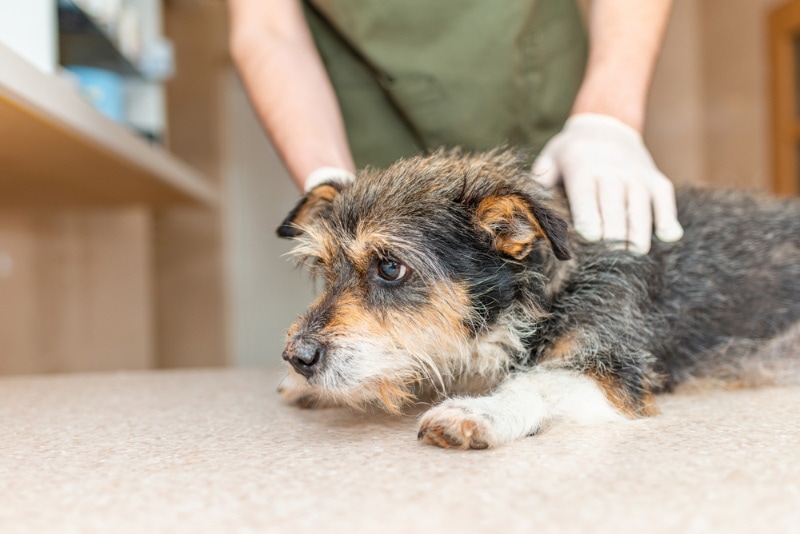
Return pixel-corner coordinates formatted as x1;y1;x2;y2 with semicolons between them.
0;368;798;533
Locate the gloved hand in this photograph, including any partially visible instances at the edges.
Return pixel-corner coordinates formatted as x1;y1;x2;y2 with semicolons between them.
532;113;683;255
304;166;356;193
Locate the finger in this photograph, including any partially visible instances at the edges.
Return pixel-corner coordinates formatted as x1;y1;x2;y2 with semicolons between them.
531;152;560;188
626;185;653;255
651;174;684;242
564;173;602;241
597;177;627;245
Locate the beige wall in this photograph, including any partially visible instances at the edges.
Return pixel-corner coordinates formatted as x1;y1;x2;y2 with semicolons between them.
646;0;706;186
646;0;785;191
223;72;316;368
700;0;785;190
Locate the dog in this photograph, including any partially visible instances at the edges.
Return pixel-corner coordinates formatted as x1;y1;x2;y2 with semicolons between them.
276;149;800;450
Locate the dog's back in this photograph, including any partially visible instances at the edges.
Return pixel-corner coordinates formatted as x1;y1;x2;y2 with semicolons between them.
651;188;800;388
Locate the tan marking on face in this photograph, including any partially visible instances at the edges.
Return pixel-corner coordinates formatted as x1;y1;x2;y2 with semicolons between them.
316;232;338;266
290;224;339;270
300;279;473;413
324;278;471;346
590;373;660;418
345;235;374;274
286;322;300;339
475;195;545;259
346;228;400;275
324;291;377;333
390;280;472;341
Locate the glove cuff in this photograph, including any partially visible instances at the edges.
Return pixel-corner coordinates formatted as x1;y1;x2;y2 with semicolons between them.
565;112;643;142
303;166;356;193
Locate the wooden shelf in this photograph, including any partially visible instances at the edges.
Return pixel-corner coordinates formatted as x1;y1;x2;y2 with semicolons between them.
0;42;217;207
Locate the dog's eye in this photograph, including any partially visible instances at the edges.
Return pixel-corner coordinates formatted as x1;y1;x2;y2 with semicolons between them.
377;259;408;282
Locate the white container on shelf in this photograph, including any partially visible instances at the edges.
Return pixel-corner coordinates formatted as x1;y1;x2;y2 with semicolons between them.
117;4;142;61
65;65;126;123
73;0;123;31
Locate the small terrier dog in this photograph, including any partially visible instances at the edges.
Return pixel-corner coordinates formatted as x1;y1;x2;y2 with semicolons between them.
277;149;800;449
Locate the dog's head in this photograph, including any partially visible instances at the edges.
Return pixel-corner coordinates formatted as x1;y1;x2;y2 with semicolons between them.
277;149;571;412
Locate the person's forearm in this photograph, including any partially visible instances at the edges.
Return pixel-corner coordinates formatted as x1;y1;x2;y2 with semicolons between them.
572;0;673;133
229;0;354;190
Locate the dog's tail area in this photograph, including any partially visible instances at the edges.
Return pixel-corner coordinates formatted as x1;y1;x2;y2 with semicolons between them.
746;323;800;386
678;322;800;392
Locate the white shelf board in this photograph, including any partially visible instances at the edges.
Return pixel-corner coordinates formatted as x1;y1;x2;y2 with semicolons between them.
0;42;217;206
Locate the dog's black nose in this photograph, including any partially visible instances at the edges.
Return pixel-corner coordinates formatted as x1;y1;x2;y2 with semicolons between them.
282;342;324;378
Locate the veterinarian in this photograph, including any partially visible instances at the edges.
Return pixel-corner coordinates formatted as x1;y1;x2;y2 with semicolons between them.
229;0;684;255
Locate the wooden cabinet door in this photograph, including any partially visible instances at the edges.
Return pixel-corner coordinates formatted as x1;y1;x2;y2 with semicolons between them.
770;0;800;195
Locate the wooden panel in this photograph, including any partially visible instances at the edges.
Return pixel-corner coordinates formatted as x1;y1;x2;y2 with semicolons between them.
0;41;217;207
0;213;38;373
156;0;230;368
154;209;227;368
769;0;800;196
163;0;229;178
699;0;785;191
0;209;154;374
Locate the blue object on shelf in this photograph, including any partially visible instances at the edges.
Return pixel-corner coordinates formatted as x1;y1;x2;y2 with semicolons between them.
65;66;125;123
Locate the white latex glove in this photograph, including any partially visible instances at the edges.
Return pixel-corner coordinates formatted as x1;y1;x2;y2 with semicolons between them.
303;166;356;193
532;113;684;255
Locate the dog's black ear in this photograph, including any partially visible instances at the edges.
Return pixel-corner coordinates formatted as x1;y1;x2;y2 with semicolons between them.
276;182;343;238
475;193;571;260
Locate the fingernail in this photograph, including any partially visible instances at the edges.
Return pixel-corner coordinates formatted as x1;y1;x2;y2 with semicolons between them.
574;223;602;242
628;242;648;256
656;222;684;243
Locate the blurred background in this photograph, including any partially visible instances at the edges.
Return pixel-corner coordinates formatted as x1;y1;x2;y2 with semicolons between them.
0;0;796;375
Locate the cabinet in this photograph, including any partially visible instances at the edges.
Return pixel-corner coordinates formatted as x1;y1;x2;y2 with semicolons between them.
0;0;230;373
770;0;800;196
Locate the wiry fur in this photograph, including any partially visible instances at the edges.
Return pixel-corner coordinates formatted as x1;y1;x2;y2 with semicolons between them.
277;149;800;449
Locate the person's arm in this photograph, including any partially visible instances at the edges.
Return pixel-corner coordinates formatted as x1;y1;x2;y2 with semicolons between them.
572;0;671;131
228;0;355;191
533;0;682;254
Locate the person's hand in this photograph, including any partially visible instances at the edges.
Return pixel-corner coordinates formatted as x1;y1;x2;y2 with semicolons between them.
532;113;683;255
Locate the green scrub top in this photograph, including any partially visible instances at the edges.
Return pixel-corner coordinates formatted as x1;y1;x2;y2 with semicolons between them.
304;0;588;169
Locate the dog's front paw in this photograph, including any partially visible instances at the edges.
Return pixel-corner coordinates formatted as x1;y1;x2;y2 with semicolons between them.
418;399;497;450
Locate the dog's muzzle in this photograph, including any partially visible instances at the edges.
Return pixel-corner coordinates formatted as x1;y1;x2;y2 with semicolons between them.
282;340;325;378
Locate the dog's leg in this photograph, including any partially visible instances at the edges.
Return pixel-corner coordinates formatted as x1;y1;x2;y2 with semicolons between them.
418;368;626;449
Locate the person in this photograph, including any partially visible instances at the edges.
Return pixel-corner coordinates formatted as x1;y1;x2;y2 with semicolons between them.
228;0;684;254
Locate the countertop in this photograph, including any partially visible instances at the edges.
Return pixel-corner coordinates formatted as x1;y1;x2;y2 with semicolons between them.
1;368;798;533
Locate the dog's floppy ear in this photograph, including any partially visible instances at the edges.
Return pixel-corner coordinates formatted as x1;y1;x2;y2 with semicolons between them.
475;193;571;260
276;182;343;238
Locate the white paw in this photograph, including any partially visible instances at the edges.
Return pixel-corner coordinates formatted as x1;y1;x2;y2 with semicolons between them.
417;398;500;450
